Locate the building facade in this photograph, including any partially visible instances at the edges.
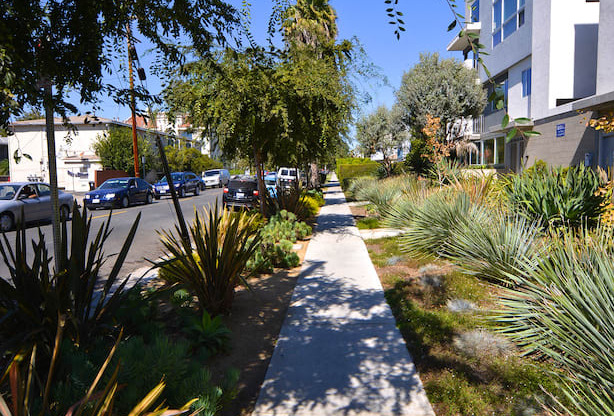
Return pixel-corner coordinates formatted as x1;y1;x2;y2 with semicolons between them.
448;0;614;172
9;116;168;192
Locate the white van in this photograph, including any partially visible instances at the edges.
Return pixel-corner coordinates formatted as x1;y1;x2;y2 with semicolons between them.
202;169;230;188
277;167;304;190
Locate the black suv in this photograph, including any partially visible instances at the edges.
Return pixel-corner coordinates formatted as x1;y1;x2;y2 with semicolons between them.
223;176;259;209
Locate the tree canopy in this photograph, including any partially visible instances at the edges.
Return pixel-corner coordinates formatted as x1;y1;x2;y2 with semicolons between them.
92;126;156;176
165;146;222;174
396;52;486;135
356;105;408;176
0;0;239;127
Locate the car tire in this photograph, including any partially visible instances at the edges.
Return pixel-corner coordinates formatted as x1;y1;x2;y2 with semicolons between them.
194;186;200;196
121;196;130;208
146;193;153;204
59;205;70;221
0;212;14;232
178;188;185;198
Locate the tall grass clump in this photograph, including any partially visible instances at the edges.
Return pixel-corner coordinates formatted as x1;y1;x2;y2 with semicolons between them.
495;224;614;415
506;165;607;229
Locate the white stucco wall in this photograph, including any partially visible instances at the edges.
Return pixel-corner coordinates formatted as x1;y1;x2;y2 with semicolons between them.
596;0;614;95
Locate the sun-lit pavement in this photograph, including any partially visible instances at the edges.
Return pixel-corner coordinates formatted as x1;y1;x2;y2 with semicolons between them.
253;173;434;416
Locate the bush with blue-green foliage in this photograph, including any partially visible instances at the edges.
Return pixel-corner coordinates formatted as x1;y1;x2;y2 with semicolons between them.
248;210;312;273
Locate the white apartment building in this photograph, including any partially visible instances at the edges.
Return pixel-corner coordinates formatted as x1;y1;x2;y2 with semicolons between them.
150;112;220;159
9;116;169;192
448;0;614;171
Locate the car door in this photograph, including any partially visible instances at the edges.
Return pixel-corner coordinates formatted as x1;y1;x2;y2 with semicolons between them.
36;183;53;220
16;184;42;222
186;173;197;192
127;179;140;203
137;179;149;202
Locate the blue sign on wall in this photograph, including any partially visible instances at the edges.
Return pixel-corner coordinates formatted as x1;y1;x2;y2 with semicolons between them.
556;123;566;138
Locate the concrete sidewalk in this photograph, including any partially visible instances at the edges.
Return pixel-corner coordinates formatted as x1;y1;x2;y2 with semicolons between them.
252;174;434;416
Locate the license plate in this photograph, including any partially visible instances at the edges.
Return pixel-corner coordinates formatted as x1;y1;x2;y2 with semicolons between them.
236;192;244;198
159;190;166;194
92;199;100;203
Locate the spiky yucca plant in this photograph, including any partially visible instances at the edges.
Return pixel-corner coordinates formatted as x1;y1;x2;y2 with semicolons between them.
443;214;543;286
495;224;614;415
158;206;260;316
398;191;492;258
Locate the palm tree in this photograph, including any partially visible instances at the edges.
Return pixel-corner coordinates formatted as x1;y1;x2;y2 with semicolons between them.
282;0;337;52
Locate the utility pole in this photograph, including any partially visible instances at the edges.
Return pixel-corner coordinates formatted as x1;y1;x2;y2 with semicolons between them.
43;80;62;272
126;23;140;177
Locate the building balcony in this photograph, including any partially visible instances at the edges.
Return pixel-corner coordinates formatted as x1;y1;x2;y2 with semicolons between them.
447;22;481;52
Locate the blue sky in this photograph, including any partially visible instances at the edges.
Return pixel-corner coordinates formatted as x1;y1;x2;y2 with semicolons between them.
95;1;458;125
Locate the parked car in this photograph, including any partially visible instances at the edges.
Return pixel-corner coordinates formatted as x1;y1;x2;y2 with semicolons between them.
154;172;201;198
84;177;154;210
202;169;230;189
0;182;74;231
264;172;278;198
223;176;259;210
277;167;303;190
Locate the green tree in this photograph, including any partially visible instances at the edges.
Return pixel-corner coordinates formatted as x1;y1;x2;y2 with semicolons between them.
396;52;486;173
92;127;156;177
165;146;222;173
356;105;408;177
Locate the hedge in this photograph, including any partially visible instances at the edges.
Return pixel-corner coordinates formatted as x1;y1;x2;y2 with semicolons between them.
336;158;380;190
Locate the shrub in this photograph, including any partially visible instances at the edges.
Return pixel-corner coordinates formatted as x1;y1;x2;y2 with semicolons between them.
184;310;231;355
506;165;607;229
336;158;380;190
248;210;311;273
264;186;314;221
157;206;260;316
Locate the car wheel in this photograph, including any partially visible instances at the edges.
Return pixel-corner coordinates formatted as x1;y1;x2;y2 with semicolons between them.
146;193;153;204
121;196;130;208
0;212;14;232
59;205;70;221
194;186;200;196
178;188;185;198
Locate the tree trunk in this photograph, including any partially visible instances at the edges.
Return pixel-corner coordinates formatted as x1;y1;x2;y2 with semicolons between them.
43;81;61;273
253;145;266;215
309;162;319;189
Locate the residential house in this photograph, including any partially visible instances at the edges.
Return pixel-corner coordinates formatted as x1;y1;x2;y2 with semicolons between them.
9;116;169;192
447;0;614;172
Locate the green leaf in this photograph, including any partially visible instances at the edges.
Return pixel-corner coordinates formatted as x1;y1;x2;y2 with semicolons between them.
515;117;531;124
506;127;518;142
447;20;457;32
502;114;510;128
523;130;541;137
496;99;505;110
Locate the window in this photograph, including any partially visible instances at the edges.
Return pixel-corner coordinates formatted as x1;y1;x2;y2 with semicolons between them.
487;73;508;113
470;1;480;22
522;68;531;97
36;184;51;196
493;0;526;47
496;137;505;165
484;139;495;164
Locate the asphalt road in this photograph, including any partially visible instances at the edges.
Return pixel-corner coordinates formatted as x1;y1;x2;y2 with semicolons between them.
0;187;223;279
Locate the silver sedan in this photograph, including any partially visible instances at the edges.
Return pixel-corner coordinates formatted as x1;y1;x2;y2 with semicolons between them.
0;182;74;232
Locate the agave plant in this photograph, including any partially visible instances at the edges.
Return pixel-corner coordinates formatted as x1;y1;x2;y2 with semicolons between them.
157;205;260;316
0;203;140;357
495;224;614;415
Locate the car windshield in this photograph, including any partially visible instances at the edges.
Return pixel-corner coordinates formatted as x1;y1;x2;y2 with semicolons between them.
281;169;296;176
100;179;129;189
205;171;220;177
265;179;276;186
0;184;21;200
159;173;183;183
229;180;257;189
